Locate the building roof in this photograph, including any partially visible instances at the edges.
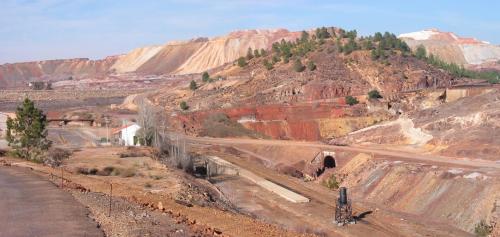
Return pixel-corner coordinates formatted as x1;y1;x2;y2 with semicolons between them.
112;123;140;134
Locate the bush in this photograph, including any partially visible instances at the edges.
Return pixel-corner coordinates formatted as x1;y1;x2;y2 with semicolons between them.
345;96;359;106
474;220;492;237
45;148;72;167
415;45;427;59
246;47;253;60
263;59;273;70
119;148;148;158
180;101;189;110
202;72;210;82
368;90;382;99
322;174;339;189
293;59;305;72
189;80;197;90
120;168;136;178
237;57;247;67
307;61;316;71
97;166;117;176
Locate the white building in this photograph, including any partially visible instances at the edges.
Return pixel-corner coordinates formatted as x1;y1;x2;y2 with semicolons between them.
113;123;141;146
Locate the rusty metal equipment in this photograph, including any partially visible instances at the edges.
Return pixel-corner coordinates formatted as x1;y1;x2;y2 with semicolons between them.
335;187;355;225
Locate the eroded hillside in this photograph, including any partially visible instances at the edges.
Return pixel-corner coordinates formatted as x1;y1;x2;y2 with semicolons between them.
0;29;300;89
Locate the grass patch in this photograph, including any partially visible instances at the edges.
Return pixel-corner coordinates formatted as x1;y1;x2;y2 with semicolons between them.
322;174;340;190
474;220;492;237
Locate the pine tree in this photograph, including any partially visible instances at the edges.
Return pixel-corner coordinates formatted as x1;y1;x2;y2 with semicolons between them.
260;48;267;57
254;49;261;58
246;47;254;60
237;57;247;67
415;45;427;59
202;72;210;82
6;98;51;161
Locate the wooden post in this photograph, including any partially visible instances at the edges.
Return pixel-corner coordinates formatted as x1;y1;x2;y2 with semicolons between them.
108;183;113;217
61;168;64;188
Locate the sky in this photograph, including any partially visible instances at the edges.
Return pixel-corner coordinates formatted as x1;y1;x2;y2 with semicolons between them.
1;0;499;64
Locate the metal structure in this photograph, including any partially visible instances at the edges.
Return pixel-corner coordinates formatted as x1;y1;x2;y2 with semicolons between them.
335;187;355;225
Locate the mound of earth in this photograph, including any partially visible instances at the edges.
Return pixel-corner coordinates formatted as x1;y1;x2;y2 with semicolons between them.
399;29;500;70
335;88;500;160
0;29;300;89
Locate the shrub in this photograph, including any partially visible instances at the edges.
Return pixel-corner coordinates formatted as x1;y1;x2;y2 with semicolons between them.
180;101;189;110
345;96;359;106
272;55;280;63
368;90;383;99
246;47;253;60
474;220;492;237
322;174;339;189
415;45;427;60
120;168;136;178
144;183;152;188
260;48;267;57
263;59;273;70
89;168;98;175
202;72;210;82
189;80;197;90
307;61;316;71
293;59;305;72
45;148;72;167
97;166;116;176
253;49;260;57
237;57;247;67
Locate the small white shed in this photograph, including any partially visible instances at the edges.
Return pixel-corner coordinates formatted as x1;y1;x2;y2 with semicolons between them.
114;123;141;146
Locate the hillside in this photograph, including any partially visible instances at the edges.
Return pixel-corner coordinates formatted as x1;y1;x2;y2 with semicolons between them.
0;29;300;89
149;29;459;140
399;29;500;71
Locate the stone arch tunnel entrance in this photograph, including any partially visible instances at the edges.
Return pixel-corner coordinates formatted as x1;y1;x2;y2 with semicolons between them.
315;154;337;177
324;155;336;168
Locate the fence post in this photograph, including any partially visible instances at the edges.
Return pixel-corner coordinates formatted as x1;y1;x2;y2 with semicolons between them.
108;183;113;217
61;168;64;188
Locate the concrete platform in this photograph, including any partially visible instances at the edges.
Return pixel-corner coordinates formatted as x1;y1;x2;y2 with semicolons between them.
208;156;309;203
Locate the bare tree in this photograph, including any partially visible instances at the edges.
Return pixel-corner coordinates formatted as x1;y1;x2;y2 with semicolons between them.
136;96;158;146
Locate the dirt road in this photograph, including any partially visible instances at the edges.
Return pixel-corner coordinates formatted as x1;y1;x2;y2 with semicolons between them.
185;136;500;169
0;166;103;237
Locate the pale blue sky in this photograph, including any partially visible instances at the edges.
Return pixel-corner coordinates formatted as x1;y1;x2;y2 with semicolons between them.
1;0;499;64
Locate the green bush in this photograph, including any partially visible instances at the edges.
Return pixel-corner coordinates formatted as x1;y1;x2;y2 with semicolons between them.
415;45;427;59
246;47;254;60
345;96;359;106
237;57;247;67
322;174;339;189
202;72;210;82
474;220;492;237
180;101;189;110
253;49;260;58
263;59;273;70
189;80;197;90
368;90;382;99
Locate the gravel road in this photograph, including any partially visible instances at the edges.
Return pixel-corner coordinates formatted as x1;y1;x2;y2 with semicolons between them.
0;166;103;237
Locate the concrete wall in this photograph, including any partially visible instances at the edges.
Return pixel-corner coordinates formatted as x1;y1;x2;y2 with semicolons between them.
445;87;493;103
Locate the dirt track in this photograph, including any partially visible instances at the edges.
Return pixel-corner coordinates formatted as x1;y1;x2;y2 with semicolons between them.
185;136;500;170
0;166;103;237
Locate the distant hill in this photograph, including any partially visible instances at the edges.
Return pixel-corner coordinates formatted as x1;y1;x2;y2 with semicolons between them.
399;29;500;71
0;29;300;88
